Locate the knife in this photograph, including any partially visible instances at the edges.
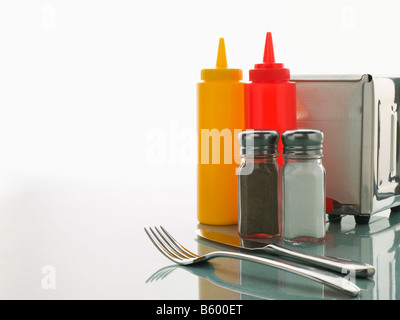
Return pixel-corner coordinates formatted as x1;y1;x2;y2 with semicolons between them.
195;229;375;278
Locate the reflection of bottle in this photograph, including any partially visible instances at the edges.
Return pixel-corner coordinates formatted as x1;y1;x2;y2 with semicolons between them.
197;38;245;225
197;239;239;300
245;32;296;165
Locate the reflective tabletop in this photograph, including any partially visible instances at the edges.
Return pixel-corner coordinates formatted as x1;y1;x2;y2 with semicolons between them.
148;211;400;300
0;180;399;300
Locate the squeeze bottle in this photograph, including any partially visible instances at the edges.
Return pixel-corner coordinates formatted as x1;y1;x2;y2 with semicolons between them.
197;38;244;225
245;32;296;164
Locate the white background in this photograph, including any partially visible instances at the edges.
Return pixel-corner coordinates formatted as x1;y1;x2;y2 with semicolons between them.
0;0;399;191
0;0;399;299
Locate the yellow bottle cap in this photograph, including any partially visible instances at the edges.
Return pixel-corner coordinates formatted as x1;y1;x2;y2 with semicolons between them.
201;38;242;81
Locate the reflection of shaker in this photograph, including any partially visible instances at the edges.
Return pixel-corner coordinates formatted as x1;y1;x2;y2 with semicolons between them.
282;130;326;242
278;242;325;298
238;130;280;239
239;259;280;300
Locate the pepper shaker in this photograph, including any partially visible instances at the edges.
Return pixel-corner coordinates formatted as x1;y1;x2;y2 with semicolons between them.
238;130;280;239
281;129;326;242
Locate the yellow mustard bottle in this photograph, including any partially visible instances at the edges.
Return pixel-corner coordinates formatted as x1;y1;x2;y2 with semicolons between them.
197;38;244;225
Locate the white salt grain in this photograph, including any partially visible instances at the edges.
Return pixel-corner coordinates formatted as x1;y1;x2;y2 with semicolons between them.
282;160;326;241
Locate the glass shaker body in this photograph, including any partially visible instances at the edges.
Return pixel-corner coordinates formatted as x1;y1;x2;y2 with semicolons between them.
281;130;326;242
238;131;280;239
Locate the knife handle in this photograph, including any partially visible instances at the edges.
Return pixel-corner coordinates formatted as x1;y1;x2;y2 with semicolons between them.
266;244;375;278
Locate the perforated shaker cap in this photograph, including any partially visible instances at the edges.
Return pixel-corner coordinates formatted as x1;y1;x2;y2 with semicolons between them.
282;129;324;157
238;130;280;156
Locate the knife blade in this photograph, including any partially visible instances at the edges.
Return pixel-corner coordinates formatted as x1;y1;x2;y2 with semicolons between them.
195;228;375;278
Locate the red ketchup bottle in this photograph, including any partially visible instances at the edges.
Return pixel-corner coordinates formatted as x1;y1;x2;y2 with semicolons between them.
245;32;296;164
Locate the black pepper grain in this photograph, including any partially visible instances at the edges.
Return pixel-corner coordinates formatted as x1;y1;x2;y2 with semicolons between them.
238;160;279;237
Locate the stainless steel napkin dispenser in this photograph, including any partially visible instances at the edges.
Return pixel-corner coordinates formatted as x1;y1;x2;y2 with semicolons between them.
292;74;400;224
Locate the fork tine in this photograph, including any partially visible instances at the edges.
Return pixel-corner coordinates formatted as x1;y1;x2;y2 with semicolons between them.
159;225;198;258
150;227;189;260
154;226;197;259
149;227;187;260
144;227;183;263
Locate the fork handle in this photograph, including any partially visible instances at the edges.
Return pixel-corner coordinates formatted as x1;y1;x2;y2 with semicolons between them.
203;251;360;297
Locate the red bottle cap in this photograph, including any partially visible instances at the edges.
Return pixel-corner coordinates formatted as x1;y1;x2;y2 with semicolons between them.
249;32;290;82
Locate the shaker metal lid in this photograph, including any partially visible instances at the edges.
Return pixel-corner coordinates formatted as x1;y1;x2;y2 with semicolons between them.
282;129;324;156
238;130;279;155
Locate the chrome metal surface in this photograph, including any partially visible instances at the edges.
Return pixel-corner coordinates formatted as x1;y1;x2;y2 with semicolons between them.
281;129;324;157
238;130;279;156
196;229;375;278
145;226;360;297
292;74;400;219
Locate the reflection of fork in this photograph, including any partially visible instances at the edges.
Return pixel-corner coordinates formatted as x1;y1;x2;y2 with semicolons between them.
146;265;178;283
148;263;281;300
146;263;354;300
144;226;360;297
146;264;272;300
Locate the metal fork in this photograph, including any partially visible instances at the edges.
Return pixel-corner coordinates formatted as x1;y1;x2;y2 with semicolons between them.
144;226;360;297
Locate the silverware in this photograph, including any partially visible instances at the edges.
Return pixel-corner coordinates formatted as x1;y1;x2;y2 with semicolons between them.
145;226;360;297
196;229;375;278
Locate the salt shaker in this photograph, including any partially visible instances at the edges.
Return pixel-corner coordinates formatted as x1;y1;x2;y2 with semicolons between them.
281;129;326;242
238;130;280;239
